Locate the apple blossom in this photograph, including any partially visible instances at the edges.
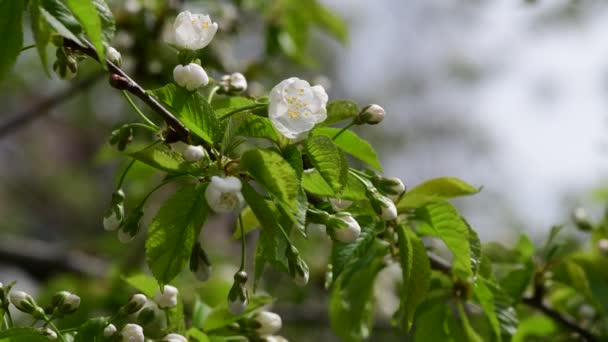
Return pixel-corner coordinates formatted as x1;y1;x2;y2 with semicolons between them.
122;293;147;314
39;327;57;340
154;285;178;309
219;72;248;94
268;77;328;139
173;63;209;91
205;176;245;213
165;11;218;51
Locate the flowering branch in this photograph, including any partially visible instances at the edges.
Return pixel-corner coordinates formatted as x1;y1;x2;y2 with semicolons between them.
426;253;597;341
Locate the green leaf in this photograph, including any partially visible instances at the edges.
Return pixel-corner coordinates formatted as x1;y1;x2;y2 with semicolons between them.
235;116;279;141
167;294;186;333
306;135;348;194
186;328;210;342
455;300;484;342
30;0;52;76
398;177;479;210
127;143;203;175
123;273;158;297
329;240;388;342
473;279;502;342
511;315;556;342
302;169;367;200
203;295;273;331
282;144;303;179
240;148;299;213
312;127;382;171
146;183;209;285
414;296;451;341
232;206;260;239
395;226;431;332
322;99;360;126
0;0;26;82
468;223;482;276
39;0;83;44
93;0;115;43
414;199;472;277
0;327;47;342
74;317;107;342
330;217;380;283
313;2;348;43
153;84;221;144
65;0;104;62
212;96;256;117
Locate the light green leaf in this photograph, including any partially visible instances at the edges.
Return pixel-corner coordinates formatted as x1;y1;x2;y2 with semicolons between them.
65;0;104;62
395;226;431;332
39;0;83;44
414;297;451;341
473;279;502;342
512;315;556;342
322;99;360;126
153;84;221;143
203;295;273;331
456;300;484;342
186;328;210;342
127;143;203;175
30;0;51;76
330;217;380;283
212;96;256;117
235;116;278;141
302;169;367;200
240;148;299;213
414;199;472;277
0;0;26;82
93;0;115;43
232;206;260;239
146;183;209;285
306;135;348;194
0;327;47;342
123;273;158;297
312;127;382;171
399;177;479;210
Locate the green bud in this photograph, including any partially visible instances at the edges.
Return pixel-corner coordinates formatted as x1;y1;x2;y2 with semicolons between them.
572;207;593;232
109;125;134;151
122;293;147;314
372;176;406;197
190;242;212;282
227;271;248;315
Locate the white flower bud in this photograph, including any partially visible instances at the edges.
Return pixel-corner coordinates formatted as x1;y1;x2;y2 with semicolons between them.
106;46;122;66
123;293;147;314
162;333;188;342
220;72;248;94
121;323;144;342
357;104;385;125
599;239;608;255
294;270;309;287
228;296;248;316
173;63;209;91
205;176;245;213
183;145;206;162
254;311;282;336
9;290;36;313
373;176;405;197
117;227;135;243
269;77;328;139
262;336;289;342
573;207;593;231
103;205;124;231
104;323;117;337
164;11;218;51
38;327;57;340
380;199;398;221
332;213;361;243
154;285;178;309
61;292;81;313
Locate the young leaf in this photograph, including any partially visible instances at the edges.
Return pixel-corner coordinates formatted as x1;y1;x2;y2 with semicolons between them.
240;148;299;213
232;206;260;239
455;300;484;342
127;143;203;175
202;295;273;331
302;169;367;200
153;84;221;144
414;199;472;278
30;0;52;76
322;99;360;126
39;0;84;44
146;183;209;285
398;177;479;210
330;217;380;282
0;0;26;82
473;279;502;342
306;135;348;194
65;0;104;62
123;273;158;297
395;225;431;332
312;127;382;171
212;96;256;117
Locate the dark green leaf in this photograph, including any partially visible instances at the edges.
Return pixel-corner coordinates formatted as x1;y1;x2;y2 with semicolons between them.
203;295;273;331
0;327;47;342
74;317;107;342
455;300;484;342
235;116;278;141
468;223;482;276
312;127;382;171
30;0;51;76
306;135;348;194
127;143;203;175
322;99;360;126
473;279;502;342
146;183;209;285
282;144;303;179
0;0;26;81
65;0;104;62
39;0;83;44
154;84;221;143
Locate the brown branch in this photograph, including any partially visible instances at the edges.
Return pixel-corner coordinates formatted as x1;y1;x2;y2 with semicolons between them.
0;73;102;139
427;253;597;342
64;39;189;141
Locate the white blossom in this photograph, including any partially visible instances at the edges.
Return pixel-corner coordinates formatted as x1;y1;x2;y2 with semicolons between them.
9;290;35;313
121;323;144;342
183;145;206;162
104;324;117;337
106;46;122;66
254;311;282;336
173;63;209;91
269;77;328;139
162;333;188;342
165;11;218;51
220;72;247;93
333;213;361;243
205;176;245;213
154;285;178;309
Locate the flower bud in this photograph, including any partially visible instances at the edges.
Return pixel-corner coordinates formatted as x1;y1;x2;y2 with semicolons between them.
369;190;398;221
219;72;248;94
262;336;289;342
121;323;144;342
137;305;157;325
51;291;80;314
38;327;57;340
253;311;282;336
122;293;147;314
598;239;608;256
355;104;385;125
117;226;136;243
228;271;248;315
104;323;117;337
572;207;593;232
328;213;361;243
183;145;206;162
190;242;212;281
285;246;309;286
154;285;178;309
104;205;124;231
106;46;122;66
109;74;131;90
372;176;405;197
329;198;352;211
173;63;209;91
162;333;188;342
9;290;39;315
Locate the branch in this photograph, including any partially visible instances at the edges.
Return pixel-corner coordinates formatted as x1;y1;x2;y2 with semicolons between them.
427;253;597;342
0;73;102;139
64;39;189;141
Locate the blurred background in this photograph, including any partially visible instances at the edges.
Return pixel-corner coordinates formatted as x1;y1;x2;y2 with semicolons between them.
2;0;608;340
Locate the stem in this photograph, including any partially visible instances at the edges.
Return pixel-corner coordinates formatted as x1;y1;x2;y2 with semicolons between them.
332;121;355;140
121;91;160;129
5;309;13;328
44;317;66;342
20;44;36;52
238;215;246;272
220;104;267;121
348;169;372;188
207;86;220;104
126;122;159;133
116;159;136;190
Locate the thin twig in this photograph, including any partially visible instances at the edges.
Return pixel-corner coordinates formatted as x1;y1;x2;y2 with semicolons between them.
426;253;597;341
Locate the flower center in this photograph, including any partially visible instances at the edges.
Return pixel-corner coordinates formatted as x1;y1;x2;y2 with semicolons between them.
220;192;239;209
284;86;310;119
